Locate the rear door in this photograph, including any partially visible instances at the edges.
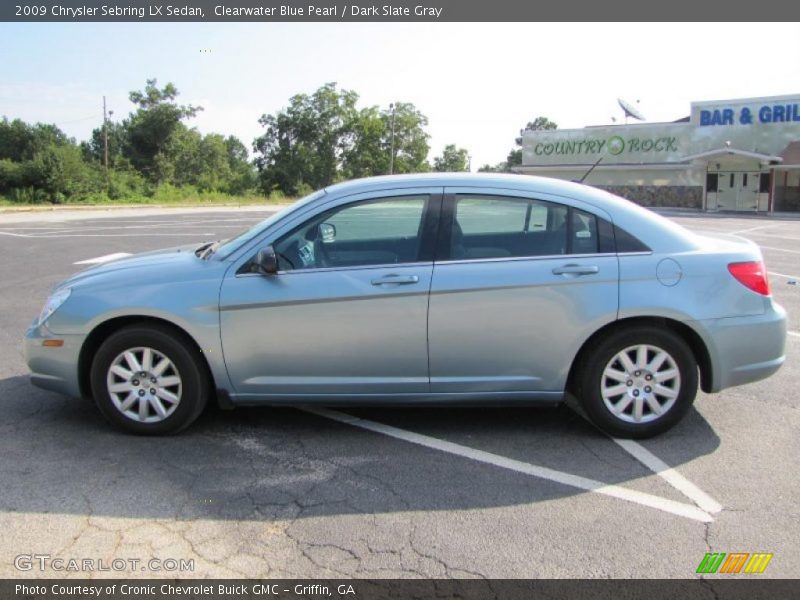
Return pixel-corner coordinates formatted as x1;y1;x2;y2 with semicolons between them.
427;188;619;395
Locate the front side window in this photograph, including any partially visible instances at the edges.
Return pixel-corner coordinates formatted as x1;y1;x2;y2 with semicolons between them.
273;195;429;271
451;195;568;259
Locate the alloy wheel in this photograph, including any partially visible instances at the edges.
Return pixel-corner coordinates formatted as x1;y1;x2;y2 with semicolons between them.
106;346;182;423
600;344;681;424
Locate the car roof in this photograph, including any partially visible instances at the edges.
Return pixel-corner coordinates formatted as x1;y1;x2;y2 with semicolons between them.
325;172;584;196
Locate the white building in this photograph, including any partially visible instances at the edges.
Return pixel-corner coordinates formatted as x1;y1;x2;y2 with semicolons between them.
516;94;800;213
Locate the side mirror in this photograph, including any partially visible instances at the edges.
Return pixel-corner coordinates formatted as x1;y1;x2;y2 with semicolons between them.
319;222;336;243
253;246;279;275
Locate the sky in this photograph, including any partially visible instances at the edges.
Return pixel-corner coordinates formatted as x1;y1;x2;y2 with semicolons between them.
1;22;800;169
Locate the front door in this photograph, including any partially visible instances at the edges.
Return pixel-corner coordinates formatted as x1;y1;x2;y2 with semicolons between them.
737;172;759;211
427;189;619;395
219;192;441;399
717;172;759;212
717;172;738;211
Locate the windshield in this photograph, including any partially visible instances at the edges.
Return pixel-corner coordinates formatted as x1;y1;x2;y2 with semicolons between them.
214;189;327;259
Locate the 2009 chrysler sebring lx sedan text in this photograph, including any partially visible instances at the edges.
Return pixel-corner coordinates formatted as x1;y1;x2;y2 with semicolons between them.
25;174;787;437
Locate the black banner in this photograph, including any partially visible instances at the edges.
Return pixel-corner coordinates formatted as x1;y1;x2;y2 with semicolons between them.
2;0;800;22
5;579;800;600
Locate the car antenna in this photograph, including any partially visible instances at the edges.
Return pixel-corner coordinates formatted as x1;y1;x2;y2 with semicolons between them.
575;157;602;184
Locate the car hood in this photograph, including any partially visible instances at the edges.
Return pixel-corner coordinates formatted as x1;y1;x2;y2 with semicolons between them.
59;243;214;290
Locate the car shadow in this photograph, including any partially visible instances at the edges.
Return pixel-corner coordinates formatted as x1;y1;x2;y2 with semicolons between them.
1;375;720;522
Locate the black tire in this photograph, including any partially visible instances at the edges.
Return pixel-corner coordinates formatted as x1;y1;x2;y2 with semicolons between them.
575;326;698;439
90;324;210;435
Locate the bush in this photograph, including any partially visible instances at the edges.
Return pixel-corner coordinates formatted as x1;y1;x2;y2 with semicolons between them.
106;168;148;200
268;189;286;202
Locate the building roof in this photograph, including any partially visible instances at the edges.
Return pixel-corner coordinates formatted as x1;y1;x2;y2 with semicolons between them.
682;147;783;163
778;141;800;165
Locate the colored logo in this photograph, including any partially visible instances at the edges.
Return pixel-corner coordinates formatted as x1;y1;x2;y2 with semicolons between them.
607;136;625;155
696;552;773;574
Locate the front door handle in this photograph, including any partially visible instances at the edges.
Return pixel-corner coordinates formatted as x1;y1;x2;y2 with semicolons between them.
552;264;599;276
371;274;420;286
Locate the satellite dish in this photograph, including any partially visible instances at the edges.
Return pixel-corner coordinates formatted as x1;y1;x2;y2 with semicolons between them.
618;98;646;122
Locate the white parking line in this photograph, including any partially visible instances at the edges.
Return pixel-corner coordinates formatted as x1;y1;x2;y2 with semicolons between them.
756;245;800;255
730;225;777;235
612;439;723;514
1;231;215;238
788;331;800;338
24;233;216;238
74;252;132;265
1;224;243;234
746;232;800;242
303;407;714;523
769;271;799;280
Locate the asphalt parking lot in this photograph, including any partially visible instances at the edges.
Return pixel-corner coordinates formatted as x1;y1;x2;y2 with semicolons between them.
0;206;798;579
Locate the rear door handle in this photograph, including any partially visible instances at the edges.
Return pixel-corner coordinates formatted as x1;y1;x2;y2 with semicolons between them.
552;264;599;276
371;274;420;286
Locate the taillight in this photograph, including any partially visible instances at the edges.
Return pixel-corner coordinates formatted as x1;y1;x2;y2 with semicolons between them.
728;261;771;296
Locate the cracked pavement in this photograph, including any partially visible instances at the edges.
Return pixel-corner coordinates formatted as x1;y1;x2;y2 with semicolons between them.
1;208;798;578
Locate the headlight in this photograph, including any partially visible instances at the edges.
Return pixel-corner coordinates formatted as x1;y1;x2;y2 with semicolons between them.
37;287;71;326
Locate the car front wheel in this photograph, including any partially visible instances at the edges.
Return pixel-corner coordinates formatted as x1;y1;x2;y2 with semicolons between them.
90;324;209;434
576;326;698;438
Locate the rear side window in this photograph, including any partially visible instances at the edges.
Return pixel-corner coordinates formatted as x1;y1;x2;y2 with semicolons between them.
614;225;651;253
451;195;568;259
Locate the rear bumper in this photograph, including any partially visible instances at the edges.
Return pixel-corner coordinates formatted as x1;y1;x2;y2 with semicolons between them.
695;302;787;393
23;322;84;398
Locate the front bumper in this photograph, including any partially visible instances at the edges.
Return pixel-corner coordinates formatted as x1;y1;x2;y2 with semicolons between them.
24;322;85;398
696;301;787;393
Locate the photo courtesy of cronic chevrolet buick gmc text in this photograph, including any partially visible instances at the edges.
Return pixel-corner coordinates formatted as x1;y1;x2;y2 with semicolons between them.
24;174;787;438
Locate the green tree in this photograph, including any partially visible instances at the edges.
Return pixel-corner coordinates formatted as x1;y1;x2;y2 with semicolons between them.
342;105;388;179
433;144;470;172
224;135;256;194
384;102;430;174
254;83;359;195
0;118;70;162
507;116;558;168
255;85;432;195
477;162;507;173
0;118;101;201
122;79;202;182
82;121;128;168
28;144;102;202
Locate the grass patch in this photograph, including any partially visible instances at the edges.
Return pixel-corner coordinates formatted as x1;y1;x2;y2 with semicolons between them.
0;189;294;209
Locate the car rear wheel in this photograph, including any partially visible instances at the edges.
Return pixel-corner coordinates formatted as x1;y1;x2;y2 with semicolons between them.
90;324;209;434
576;326;698;438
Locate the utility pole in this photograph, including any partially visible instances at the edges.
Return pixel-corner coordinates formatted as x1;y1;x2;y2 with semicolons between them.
389;102;396;175
102;96;109;173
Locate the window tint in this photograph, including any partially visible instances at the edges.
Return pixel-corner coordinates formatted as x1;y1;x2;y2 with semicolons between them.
614;225;651;253
451;196;568;259
274;195;428;270
598;218;615;253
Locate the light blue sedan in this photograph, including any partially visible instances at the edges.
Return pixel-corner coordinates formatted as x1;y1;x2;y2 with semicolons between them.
24;174;787;437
